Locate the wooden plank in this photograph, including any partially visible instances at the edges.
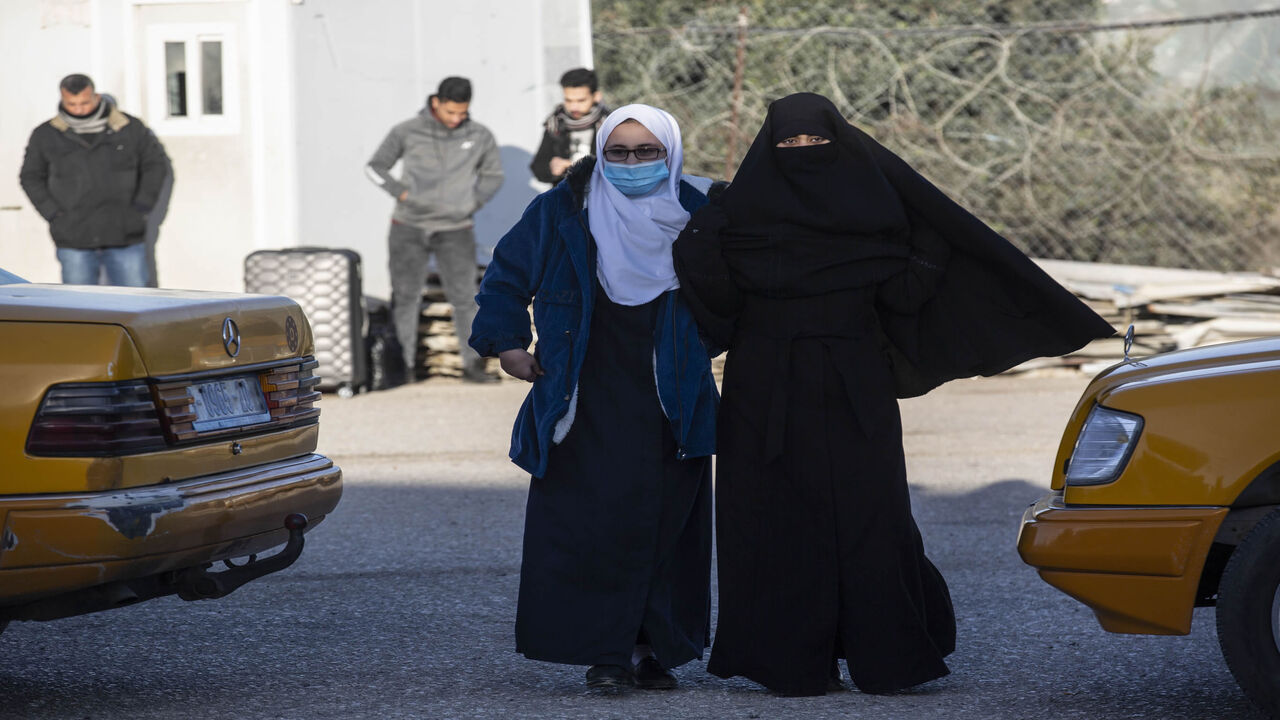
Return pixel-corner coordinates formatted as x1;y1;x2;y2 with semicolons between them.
1033;259;1280;307
421;302;454;317
1117;281;1280;308
1171;318;1280;349
1148;300;1280;320
1035;258;1280;287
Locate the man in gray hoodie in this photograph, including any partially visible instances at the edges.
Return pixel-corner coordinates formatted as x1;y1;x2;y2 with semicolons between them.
366;76;504;383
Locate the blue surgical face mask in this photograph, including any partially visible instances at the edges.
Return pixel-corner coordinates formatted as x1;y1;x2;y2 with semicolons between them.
601;159;670;197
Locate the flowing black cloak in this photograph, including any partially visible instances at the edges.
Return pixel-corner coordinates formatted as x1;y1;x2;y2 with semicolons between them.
680;93;1115;396
673;93;1113;696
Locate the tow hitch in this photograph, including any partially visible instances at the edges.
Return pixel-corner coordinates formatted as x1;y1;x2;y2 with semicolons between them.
175;513;309;601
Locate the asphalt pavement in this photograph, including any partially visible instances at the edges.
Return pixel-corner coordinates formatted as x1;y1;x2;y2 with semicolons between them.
0;373;1265;719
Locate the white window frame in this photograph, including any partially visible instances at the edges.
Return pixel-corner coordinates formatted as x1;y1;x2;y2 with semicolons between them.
145;22;240;135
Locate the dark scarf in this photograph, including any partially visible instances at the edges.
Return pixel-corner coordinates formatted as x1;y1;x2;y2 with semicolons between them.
58;96;112;134
545;102;607;135
715;93;914;298
722;93;908;236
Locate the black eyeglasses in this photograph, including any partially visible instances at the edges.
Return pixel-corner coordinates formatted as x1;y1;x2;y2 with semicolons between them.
602;146;668;162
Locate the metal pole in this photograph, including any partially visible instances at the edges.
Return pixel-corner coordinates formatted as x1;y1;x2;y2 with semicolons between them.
724;5;749;181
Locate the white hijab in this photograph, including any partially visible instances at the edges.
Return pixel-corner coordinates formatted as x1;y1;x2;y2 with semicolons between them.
587;104;690;306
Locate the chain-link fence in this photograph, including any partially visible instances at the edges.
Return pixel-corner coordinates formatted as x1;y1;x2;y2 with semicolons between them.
593;2;1280;271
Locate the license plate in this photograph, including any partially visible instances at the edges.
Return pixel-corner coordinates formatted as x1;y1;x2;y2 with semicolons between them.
190;375;271;431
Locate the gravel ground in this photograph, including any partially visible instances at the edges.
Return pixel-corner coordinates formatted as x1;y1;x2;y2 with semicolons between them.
0;373;1264;719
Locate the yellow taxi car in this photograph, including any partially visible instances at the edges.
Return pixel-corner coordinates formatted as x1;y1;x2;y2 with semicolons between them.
1018;330;1280;716
0;267;341;634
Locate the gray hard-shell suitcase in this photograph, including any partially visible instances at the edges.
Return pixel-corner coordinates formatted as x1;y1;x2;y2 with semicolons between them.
244;247;366;396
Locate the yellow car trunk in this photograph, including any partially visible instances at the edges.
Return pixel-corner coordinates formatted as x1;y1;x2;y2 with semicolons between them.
0;284;318;495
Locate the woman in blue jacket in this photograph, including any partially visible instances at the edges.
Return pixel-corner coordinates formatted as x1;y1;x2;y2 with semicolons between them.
469;105;718;691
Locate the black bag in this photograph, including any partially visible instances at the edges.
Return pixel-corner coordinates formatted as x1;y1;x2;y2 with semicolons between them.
244;247;366;396
365;297;407;391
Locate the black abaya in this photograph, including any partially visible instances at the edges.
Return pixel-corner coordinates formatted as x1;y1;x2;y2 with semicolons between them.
707;287;954;696
673;93;1113;696
514;287;712;670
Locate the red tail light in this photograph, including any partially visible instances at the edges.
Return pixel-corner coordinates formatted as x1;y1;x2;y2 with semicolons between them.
261;359;322;424
26;381;166;456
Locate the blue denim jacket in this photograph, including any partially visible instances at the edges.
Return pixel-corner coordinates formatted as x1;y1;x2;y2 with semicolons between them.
469;163;718;479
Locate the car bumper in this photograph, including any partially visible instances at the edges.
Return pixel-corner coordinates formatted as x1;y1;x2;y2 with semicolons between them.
1016;491;1227;635
0;453;342;606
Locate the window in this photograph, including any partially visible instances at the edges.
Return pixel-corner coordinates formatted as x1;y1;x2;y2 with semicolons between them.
201;40;223;115
147;24;238;134
164;41;187;116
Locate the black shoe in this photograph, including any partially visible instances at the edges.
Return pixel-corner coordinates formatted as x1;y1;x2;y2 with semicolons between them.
585;664;634;689
633;657;677;690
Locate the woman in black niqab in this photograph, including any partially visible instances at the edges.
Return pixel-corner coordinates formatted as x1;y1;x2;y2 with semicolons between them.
673;93;1113;697
721;92;905;234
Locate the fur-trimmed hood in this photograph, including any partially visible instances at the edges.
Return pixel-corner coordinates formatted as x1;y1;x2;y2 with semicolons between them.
563;155;596;209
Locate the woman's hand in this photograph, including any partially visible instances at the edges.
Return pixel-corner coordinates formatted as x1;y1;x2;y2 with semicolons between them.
498;348;545;382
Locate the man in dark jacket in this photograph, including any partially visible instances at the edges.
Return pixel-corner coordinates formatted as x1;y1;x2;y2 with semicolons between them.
19;73;170;286
529;68;609;185
366;76;504;383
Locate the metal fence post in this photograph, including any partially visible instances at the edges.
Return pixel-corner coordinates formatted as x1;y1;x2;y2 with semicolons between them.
724;5;749;181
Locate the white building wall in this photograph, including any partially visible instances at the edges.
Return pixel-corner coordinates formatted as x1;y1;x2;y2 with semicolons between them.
247;0;300;268
291;0;593;299
0;1;96;283
129;1;257;292
1;0;590;298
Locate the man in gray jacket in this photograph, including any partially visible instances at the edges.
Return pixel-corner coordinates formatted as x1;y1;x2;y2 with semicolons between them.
366;76;504;383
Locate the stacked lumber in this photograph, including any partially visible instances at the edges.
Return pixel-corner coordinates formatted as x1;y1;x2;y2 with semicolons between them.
410;261;1280;382
415;298;463;379
412;270;502;380
1023;260;1280;375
